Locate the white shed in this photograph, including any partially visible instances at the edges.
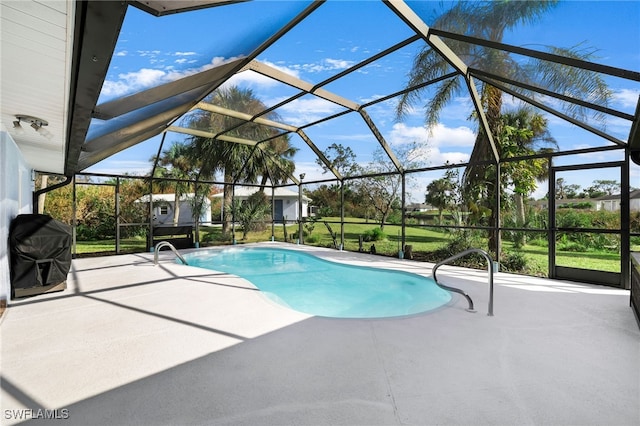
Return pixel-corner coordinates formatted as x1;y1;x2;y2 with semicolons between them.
597;190;640;212
212;186;312;221
137;193;212;225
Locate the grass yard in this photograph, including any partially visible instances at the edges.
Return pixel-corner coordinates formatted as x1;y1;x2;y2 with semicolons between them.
75;218;623;276
75;236;147;255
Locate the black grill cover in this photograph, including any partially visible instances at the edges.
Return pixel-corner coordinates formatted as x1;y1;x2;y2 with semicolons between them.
9;214;72;290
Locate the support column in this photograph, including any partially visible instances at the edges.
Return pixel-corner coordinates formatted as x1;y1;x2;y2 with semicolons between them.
231;185;236;244
72;176;77;258
298;173;305;245
401;173;406;256
495;162;501;260
340;181;345;250
622;149;631;289
115;177;120;254
548;157;556;278
271;186;275;242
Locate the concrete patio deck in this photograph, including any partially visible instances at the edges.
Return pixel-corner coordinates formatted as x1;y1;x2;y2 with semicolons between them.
1;242;638;425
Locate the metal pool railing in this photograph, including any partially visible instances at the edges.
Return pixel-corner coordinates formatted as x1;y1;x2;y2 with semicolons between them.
153;241;188;266
432;248;494;316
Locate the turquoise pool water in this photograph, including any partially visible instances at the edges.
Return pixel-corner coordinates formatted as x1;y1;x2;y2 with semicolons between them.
183;247;452;318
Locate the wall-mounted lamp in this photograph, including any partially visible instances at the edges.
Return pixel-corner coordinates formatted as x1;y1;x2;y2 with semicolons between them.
14;115;54;140
12;120;25;135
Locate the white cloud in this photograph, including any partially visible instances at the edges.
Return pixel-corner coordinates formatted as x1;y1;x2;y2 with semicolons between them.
175;58;188;64
122;68;166;87
115;50;127;57
389;122;475;148
324;58;353;69
387;122;474;166
100;68;166;98
99;56;246;101
278;97;344;126
175;51;197;56
290;58;355;74
435;151;470;164
85;160;151;177
222;60;301;90
137;50;161;57
613;88;640;108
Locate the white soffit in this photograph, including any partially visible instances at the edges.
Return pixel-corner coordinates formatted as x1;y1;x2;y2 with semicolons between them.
0;0;74;174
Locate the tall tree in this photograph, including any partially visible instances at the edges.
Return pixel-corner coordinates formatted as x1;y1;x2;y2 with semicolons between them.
311;143;361;217
186;86;296;237
585;180;620;198
315;143;359;177
396;0;610;255
259;136;298;189
426;174;457;225
356;142;423;230
497;107;557;228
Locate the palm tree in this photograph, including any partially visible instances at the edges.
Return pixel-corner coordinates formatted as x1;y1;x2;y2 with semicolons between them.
186;86;297;237
396;0;610;255
498;107;556;226
426;175;457;225
151;142;193;226
258;136;298;189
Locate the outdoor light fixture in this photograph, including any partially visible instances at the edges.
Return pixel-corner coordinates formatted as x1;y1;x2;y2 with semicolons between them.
12;120;25;135
14;114;54;140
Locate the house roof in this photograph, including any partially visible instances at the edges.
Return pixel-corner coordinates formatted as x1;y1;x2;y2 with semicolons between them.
598;189;640;200
136;193;211;203
212;186;312;202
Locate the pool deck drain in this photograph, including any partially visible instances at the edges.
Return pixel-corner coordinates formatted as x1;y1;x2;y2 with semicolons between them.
1;242;638;425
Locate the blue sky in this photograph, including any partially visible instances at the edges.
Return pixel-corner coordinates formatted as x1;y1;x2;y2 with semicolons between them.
87;0;640;201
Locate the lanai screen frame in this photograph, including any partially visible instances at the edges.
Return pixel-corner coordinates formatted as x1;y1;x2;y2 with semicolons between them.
54;0;640;287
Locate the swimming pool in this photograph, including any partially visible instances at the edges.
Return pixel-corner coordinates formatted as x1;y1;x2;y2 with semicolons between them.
183;247;452;318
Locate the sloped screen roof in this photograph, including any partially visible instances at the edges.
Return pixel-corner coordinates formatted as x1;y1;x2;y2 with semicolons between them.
66;0;640;185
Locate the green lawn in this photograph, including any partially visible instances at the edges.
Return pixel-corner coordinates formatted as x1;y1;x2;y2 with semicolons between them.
76;219;623;276
75;236;147;255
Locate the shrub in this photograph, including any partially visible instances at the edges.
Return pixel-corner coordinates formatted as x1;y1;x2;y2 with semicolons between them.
305;234;320;244
527;238;548;247
234;191;270;240
424;232;486;268
500;251;528;273
363;227;386;242
499;250;545;276
291;230;304;241
556;240;587;252
558;201;594;209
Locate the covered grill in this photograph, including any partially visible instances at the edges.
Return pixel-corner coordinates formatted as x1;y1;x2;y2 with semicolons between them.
9;214;72;298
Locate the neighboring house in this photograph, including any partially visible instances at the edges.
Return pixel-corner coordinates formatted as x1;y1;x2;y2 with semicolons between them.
212;186;312;222
596;190;640;212
137;193;212;225
529;198;598;210
406;203;433;212
528;191;640;212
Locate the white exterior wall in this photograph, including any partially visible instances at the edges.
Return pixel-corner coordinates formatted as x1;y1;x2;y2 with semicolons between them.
1;131;34;301
217;197;308;221
599;200;619;212
151;194;211;225
214;188;311;221
281;198;308;220
597;198;640;212
153;198;212;225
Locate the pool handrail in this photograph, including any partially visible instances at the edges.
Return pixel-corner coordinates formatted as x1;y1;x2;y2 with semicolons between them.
432;248;494;316
153;241;189;266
